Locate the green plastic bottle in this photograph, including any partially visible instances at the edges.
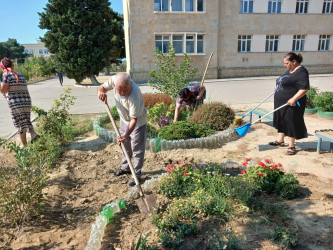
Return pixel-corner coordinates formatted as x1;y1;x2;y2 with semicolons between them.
117;200;126;209
99;205;113;224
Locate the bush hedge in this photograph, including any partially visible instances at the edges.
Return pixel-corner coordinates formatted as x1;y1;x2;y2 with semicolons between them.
189;102;235;131
143;93;173;109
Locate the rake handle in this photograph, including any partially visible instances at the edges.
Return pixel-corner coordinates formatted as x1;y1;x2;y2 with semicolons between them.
194;52;213;111
251;103;288;125
242;91;275;118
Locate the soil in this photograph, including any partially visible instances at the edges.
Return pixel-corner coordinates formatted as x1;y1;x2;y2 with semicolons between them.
2;108;333;250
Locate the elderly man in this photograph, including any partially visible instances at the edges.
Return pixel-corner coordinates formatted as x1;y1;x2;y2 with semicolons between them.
98;73;147;186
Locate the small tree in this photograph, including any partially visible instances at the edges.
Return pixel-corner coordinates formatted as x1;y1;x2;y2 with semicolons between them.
148;45;197;100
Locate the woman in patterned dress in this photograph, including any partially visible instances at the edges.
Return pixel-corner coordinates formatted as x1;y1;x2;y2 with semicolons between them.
0;57;39;147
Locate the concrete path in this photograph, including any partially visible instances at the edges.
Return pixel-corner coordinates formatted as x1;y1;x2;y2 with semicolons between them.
1;74;332;138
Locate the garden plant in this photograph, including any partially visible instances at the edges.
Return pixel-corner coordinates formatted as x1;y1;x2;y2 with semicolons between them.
152;158;299;248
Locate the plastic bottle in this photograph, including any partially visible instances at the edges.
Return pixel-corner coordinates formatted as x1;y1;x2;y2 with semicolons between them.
110;202;120;214
288;160;298;174
161;139;167;151
112;131;117;144
145;138;150;150
99;205;113;224
117;200;126;209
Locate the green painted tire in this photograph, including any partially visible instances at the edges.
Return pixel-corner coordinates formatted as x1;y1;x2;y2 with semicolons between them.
317;110;333;120
304;107;318;114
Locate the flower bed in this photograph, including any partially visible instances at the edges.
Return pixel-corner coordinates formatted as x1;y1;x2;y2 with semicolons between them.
93;117;238;152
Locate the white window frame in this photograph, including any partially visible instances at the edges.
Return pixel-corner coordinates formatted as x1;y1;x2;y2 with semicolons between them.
318;35;331;51
238;35;252;52
186;35;195;53
155;33;205;54
322;0;333;13
268;0;281;13
155;35;170;53
296;0;309;14
154;0;204;12
240;0;253;13
29;49;34;54
292;35;306;51
265;35;279;52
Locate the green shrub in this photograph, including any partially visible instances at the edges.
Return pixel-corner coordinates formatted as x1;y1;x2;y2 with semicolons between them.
313;91;333;112
147;123;159;138
35;88;76;144
158;121;214;140
275;174;300;199
147;102;169;124
148;45;198;100
189;102;235;131
305;87;319;108
0;140;49;245
273;227;297;248
143;93;173;108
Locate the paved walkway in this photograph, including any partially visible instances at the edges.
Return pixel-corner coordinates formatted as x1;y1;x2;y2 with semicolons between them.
1;74;332;138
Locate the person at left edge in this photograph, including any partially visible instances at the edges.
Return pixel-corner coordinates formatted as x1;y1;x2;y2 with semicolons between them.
0;57;40;147
97;73;147;187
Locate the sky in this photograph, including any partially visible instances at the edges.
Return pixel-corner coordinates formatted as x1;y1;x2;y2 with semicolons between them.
1;0;123;44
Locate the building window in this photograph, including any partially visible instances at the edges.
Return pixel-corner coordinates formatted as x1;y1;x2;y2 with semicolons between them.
44;49;49;54
155;35;170;53
292;35;305;51
197;0;204;11
173;35;183;53
266;35;279;52
186;35;195;53
185;0;193;11
29;49;34;54
39;49;43;54
197;35;204;53
154;0;169;11
172;0;183;11
238;35;252;52
154;0;204;12
318;35;331;51
322;0;333;13
296;0;309;14
240;0;253;13
24;49;29;54
268;0;281;13
155;33;204;54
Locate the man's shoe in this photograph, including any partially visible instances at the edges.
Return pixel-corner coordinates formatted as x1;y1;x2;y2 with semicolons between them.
114;169;131;176
129;178;142;187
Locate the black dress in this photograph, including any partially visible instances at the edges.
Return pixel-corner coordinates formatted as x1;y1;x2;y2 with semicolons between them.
273;66;309;139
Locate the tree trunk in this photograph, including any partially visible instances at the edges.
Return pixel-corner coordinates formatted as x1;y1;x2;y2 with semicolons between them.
90;75;100;86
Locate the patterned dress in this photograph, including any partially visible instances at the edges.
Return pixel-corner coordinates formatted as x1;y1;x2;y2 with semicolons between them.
2;73;33;134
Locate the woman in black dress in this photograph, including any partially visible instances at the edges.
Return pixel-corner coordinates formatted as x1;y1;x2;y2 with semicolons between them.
269;52;309;155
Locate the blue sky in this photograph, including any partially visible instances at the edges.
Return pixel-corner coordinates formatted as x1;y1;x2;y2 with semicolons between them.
1;0;123;44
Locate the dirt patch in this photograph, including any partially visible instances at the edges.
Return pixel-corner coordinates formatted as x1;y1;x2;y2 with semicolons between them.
3;111;333;249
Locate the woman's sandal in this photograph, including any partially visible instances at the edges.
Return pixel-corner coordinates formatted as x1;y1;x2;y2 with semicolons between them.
31;135;40;144
286;147;296;155
268;140;285;146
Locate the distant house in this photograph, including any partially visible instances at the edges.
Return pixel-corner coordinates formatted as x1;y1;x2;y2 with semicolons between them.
21;40;51;58
123;0;333;82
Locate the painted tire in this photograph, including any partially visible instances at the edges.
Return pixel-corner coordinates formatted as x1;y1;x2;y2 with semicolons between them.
317;110;333;120
304;107;318;114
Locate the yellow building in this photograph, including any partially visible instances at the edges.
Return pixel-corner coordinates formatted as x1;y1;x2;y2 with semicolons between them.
123;0;333;82
21;40;51;58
